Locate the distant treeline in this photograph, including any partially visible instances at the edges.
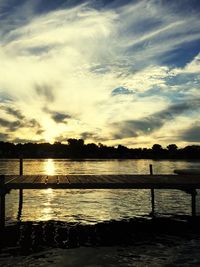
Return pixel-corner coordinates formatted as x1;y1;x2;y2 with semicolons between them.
0;139;199;159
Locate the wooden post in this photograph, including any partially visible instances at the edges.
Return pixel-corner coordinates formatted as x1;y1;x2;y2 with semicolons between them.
149;164;153;175
150;164;155;217
191;189;197;217
0;175;5;229
20;157;23;176
18;157;23;220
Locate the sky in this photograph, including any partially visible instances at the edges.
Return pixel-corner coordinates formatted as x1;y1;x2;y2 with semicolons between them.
0;0;199;148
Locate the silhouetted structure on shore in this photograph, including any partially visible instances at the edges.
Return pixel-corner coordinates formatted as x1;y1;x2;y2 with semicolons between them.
0;139;199;159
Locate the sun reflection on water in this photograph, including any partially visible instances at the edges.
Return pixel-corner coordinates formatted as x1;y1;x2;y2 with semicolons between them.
45;188;53;194
42;207;52;221
42;160;55;220
41;188;54;220
44;159;55;175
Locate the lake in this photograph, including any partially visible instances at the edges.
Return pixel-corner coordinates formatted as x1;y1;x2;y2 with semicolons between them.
1;158;200;224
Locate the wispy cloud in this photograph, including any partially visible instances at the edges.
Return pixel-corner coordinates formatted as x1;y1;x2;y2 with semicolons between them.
43;107;72;123
0;0;199;146
110;99;200;143
180;122;200;142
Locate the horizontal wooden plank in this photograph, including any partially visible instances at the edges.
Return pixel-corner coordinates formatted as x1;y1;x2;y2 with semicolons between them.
46;176;58;184
67;175;85;184
174;169;200;175
5;175;19;183
34;176;48;184
58;176;70;184
7;175;36;184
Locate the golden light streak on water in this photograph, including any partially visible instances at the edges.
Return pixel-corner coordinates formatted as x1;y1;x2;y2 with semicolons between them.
45;188;53;194
44;159;55;175
42;207;53;221
41;188;54;220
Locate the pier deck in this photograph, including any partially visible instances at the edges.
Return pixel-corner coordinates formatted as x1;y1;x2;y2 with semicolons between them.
3;174;200;190
1;172;200;228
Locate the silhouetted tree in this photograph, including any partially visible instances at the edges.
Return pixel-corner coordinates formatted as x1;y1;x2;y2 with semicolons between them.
117;145;130;158
152;144;163;152
167;144;178;152
181;145;200;159
152;144;164;158
67;139;85;157
0;140;199;159
67;139;84;147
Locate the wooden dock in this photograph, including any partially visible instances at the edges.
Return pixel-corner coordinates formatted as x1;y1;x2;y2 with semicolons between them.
0;160;200;228
3;174;200;190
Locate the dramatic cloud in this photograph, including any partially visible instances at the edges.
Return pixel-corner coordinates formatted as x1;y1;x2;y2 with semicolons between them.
0;103;44;141
43;107;72;124
0;118;21;132
181;123;200;142
0;0;199;147
80;131;107;142
111;87;134;96
0;133;9;141
51;112;71;123
111;100;200;140
0;105;25;120
35;84;55;103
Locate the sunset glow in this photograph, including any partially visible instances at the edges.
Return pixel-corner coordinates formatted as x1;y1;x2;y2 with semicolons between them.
0;0;199;147
44;159;55;175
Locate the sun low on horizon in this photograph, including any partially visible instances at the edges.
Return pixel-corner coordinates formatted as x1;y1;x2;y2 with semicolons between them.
0;0;199;148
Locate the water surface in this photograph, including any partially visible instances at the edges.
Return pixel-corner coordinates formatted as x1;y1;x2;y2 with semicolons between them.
1;159;200;224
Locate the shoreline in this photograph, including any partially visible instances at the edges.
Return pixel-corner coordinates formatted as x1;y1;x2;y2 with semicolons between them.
1;217;200;266
1;216;200;253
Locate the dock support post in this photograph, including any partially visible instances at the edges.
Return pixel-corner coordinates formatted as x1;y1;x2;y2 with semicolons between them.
149;164;155;217
20;157;23;176
18;157;23;220
0;175;5;229
191;189;197;217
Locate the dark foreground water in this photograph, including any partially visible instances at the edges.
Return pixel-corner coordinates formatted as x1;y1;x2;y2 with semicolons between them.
1;218;200;266
1;159;200;266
